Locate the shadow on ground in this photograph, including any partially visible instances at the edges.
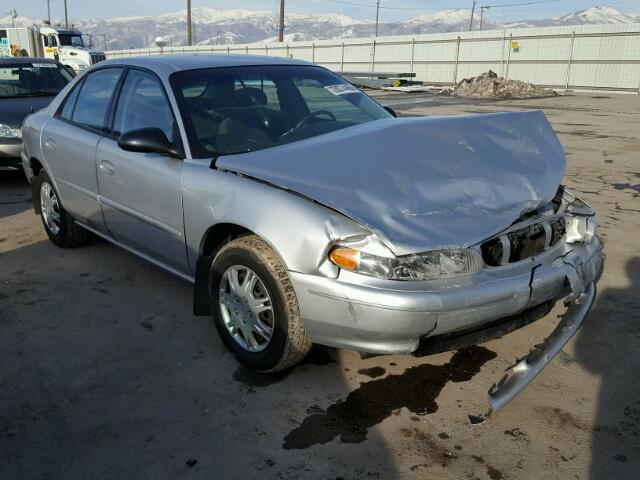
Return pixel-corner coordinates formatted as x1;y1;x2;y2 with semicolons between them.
574;257;640;479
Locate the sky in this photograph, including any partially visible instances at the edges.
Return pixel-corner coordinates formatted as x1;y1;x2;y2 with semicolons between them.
3;0;638;23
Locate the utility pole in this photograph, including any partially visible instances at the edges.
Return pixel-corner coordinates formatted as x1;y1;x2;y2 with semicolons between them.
278;0;285;42
64;0;68;29
469;0;476;31
47;0;51;23
187;0;192;46
374;0;380;37
479;6;490;30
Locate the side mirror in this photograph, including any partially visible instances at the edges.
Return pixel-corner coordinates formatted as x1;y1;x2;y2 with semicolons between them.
384;106;398;118
118;128;182;158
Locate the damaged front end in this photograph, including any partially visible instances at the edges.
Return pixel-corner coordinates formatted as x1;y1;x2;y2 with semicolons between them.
296;186;603;419
218;109;603;417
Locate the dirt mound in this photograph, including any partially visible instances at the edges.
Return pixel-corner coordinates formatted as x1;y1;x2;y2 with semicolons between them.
440;70;557;99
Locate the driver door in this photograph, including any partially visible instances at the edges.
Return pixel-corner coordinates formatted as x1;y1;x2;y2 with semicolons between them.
96;68;188;274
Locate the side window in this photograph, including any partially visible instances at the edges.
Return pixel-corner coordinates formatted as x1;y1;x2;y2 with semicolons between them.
112;69;175;141
59;80;82;121
71;68;122;130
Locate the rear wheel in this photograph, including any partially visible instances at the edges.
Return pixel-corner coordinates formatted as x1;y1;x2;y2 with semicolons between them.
35;170;88;248
210;235;311;372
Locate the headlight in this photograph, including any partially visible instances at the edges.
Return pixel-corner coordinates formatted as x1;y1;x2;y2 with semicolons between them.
559;187;598;244
566;214;597;243
329;247;482;281
0;124;19;139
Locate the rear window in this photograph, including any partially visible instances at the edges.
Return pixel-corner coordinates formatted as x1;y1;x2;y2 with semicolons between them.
0;63;72;99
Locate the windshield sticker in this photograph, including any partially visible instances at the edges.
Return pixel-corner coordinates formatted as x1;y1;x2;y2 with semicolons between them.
324;84;360;96
31;63;57;68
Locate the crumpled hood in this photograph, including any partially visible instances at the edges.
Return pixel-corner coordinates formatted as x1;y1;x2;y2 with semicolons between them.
217;111;566;255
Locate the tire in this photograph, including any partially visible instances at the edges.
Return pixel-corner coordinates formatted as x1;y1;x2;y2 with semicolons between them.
35;170;88;248
210;235;311;372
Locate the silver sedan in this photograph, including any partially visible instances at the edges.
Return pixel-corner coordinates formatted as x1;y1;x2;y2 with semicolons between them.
21;54;603;417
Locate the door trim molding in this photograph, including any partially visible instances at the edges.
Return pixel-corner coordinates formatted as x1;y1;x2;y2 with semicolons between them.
98;194;184;240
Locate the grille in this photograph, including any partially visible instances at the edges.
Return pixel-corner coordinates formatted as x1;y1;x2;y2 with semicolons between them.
90;53;106;65
481;217;566;266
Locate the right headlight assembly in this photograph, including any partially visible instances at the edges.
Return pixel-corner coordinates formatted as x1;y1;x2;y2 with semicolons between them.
557;187;598;244
329;246;482;281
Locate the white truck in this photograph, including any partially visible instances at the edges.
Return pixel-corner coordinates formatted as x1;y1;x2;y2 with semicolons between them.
0;24;106;74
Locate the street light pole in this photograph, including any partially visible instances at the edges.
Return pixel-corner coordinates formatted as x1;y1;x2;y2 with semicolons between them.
374;0;380;37
64;0;68;29
47;0;51;23
469;0;476;31
278;0;285;42
187;0;192;46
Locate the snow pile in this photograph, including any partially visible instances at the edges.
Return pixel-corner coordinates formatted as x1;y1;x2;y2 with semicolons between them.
440;70;557;99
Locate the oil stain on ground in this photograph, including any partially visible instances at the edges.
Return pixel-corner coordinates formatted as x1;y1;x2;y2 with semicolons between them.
283;346;496;449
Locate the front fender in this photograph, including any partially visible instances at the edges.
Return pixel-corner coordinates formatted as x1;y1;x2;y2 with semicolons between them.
182;159;372;277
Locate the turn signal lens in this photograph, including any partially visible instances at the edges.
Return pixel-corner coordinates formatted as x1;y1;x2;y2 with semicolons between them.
329;247;359;270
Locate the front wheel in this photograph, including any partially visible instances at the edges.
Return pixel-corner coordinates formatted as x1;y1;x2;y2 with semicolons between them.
35;170;88;248
210;235;311;372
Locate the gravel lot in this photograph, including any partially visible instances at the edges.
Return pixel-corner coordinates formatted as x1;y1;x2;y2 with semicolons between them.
1;92;638;480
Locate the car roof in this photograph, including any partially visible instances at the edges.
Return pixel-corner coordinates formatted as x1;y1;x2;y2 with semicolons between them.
0;57;60;65
97;54;312;77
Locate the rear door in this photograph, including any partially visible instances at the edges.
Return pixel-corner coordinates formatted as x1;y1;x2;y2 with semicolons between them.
43;67;123;231
96;68;188;274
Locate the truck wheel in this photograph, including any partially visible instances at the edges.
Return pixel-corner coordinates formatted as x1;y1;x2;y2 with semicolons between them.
35;170;88;248
210;235;311;372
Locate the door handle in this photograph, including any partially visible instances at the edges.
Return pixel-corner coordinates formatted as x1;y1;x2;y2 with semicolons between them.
99;160;116;175
44;138;56;151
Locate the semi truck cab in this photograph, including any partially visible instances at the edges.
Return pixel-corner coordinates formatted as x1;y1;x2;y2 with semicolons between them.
0;25;106;74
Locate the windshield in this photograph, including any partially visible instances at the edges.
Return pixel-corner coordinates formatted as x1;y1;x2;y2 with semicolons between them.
0;63;73;98
171;64;391;158
58;34;85;47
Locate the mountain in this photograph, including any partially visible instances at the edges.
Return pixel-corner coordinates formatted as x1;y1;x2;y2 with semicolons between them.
505;5;638;28
0;5;636;51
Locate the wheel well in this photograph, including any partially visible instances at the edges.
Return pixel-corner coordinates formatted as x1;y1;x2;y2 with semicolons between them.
201;223;252;258
30;158;43;177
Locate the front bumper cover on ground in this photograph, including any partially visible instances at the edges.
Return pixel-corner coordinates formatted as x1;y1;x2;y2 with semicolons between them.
472;282;596;423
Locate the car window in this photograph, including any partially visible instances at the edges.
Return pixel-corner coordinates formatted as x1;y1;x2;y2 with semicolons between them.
0;63;73;99
292;77;374;124
59;80;82;120
71;68;123;130
112;69;175;141
171;65;390;158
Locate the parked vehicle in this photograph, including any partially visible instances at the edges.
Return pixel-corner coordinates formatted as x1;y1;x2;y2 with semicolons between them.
0;25;106;74
21;55;603;417
0;57;72;171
